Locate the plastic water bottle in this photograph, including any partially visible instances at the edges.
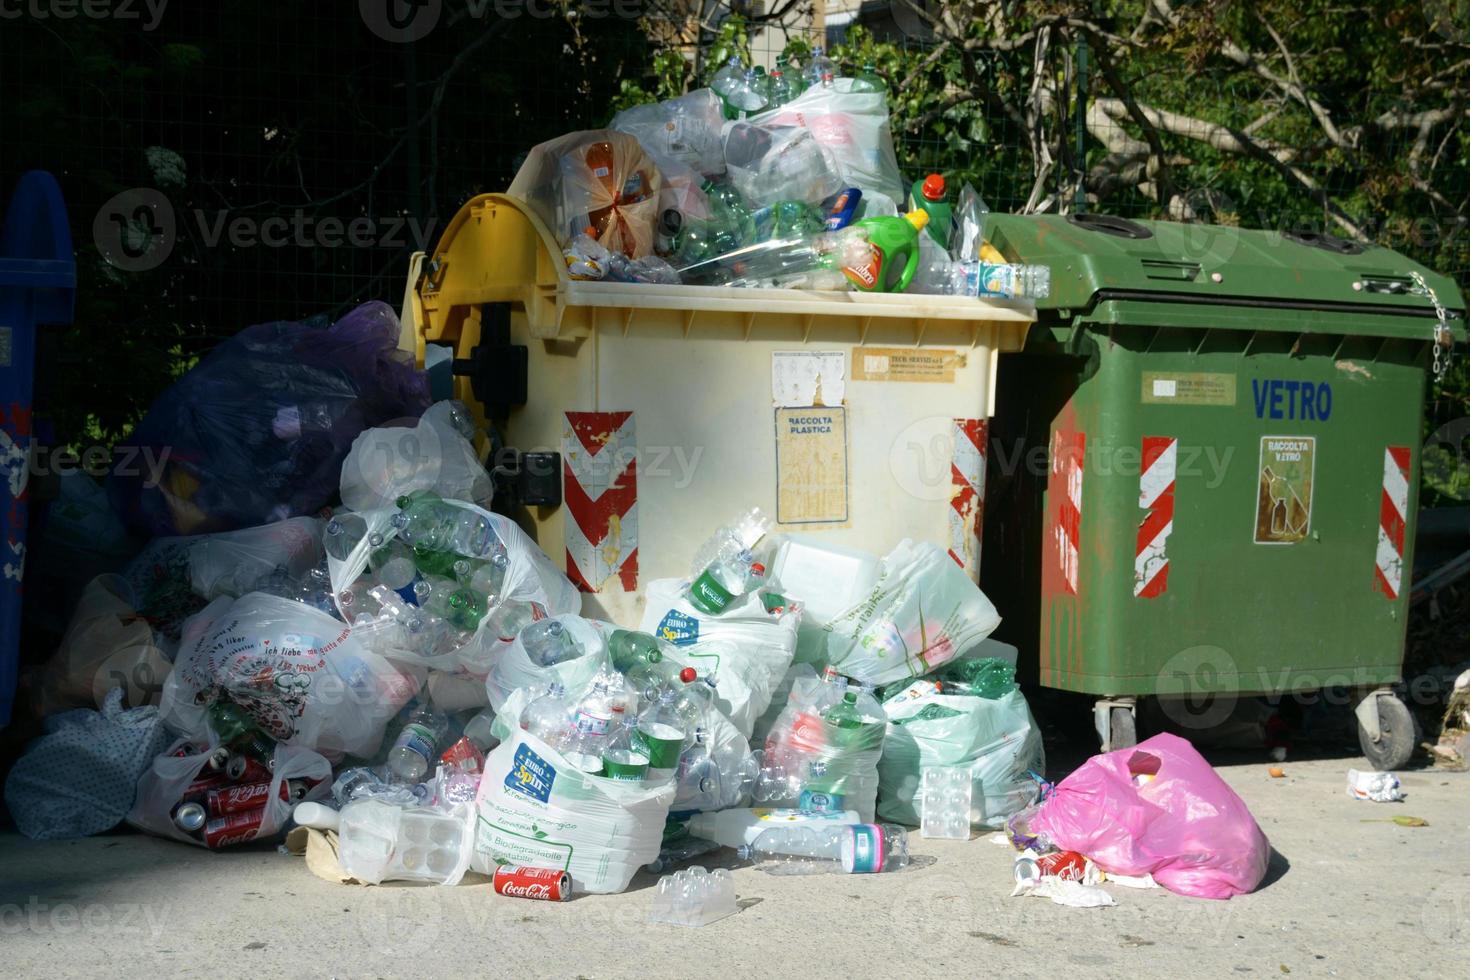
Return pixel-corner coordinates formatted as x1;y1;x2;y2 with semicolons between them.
323;513;371;561
563;680;615;774
710;56;747;119
737;823;910;874
601;706;651;780
637;687;691;780
388;703;449;784
687;806;862;847
521;619;582;667
521;683;571;746
687;548;757;614
803;47;836;90
392;490;496;566
942;260;1052;299
371;538;421;604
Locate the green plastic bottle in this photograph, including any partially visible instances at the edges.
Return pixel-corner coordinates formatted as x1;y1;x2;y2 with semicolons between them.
908;173;952;246
837;209;930;293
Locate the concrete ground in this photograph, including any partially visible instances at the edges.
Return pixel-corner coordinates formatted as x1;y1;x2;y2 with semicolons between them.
1;754;1466;979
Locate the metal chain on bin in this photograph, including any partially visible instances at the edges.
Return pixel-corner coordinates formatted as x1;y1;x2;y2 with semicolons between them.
1411;270;1454;382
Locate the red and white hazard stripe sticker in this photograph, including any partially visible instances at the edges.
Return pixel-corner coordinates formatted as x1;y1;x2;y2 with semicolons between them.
1375;445;1410;600
562;411;638;593
948;418;988;573
1135;436;1177;598
1053;430;1085;595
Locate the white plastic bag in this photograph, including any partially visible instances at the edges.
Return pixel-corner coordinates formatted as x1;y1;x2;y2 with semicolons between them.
329;503;580;678
760;666;886;821
877;686;1044;828
188;516;325;600
471;727;675;893
159;592;423;759
639;578;797;737
4;688;170;839
818;540;1002;685
751;78;905;205
338;402;492;514
610;88;726;177
127;737;332;847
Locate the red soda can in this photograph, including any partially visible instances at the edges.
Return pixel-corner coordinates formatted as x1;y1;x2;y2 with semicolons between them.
492;865;571;902
440;736;485;775
1036;850;1087;882
203;807;266;848
206;780;291;815
180;772;232;803
227;754;273;784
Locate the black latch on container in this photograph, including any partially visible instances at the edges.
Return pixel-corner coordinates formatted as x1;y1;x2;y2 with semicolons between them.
452;302;527;418
492;447;561;508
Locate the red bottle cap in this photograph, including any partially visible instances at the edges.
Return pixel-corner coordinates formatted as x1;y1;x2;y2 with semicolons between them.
921;174;946;201
751;562;766;576
679;667;698;683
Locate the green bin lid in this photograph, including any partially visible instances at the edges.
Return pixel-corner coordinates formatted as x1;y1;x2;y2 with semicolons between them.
983;213;1466;339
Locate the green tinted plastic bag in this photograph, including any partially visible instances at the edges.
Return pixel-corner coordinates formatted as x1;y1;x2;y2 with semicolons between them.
876;680;1044;828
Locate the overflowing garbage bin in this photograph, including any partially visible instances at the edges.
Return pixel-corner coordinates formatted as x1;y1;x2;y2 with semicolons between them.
403;192;1034;624
979;212;1466;769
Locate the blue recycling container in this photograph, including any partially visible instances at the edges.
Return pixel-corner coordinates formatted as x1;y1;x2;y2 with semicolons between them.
0;172;76;727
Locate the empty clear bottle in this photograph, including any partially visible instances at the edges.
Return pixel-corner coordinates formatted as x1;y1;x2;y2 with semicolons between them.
935;261;1051;299
737;823;910;874
521;619;583;667
388;703;449;784
637;687;692;780
563;680;616;774
371;538;422;604
601;706;651;780
802;47;836;90
323;512;371;561
722;67;769;118
688;548;757;614
521;683;571;748
393;490;497;564
709;55;747;120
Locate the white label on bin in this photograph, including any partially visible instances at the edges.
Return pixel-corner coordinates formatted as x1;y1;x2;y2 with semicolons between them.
772;350;846;408
1152;378;1178;398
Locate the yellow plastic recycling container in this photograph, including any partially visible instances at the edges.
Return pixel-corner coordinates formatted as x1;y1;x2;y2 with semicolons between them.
403;193;1035;623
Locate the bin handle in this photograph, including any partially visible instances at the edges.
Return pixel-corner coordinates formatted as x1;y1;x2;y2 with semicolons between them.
1411;270;1455;382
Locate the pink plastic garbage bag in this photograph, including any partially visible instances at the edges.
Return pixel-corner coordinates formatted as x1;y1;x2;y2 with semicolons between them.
1030;732;1270;899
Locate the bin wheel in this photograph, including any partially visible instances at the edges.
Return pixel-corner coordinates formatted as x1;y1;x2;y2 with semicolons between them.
1109;706;1137;751
1357;694;1420;771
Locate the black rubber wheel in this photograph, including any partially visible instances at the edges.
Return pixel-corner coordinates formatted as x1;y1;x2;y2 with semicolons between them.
1357;694;1421;771
1109;706;1137;751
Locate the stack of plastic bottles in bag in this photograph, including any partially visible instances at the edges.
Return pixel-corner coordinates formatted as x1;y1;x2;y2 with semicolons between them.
516;49;1050;300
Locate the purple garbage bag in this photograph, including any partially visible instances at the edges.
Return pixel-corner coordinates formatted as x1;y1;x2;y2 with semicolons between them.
109;301;430;537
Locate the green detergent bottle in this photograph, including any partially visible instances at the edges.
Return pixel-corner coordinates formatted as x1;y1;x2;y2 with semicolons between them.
908;173;952;246
838;209;929;293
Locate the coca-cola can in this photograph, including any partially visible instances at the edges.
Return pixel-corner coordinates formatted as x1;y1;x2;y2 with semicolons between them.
180;772;232;803
172;802;207;834
206;780;301;815
226;754;273;784
203;807;266;848
1036;850;1087;882
492;865;571;902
